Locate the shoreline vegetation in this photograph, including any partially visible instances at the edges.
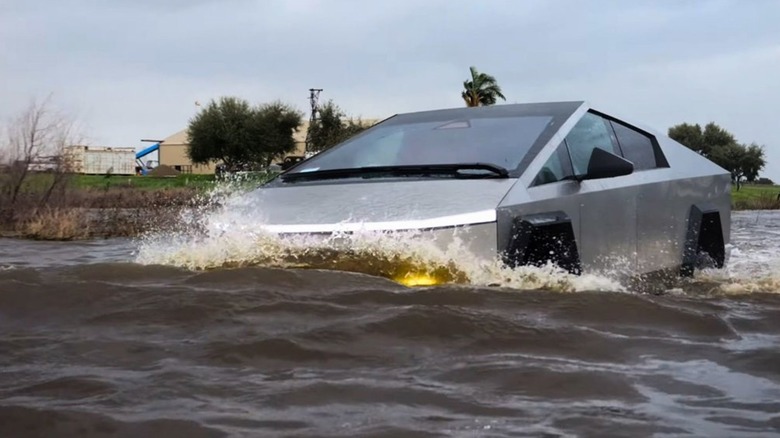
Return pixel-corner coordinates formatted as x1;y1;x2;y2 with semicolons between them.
1;173;778;242
0;173;268;241
730;183;780;210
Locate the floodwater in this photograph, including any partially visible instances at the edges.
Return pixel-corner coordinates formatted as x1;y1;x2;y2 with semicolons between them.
1;202;779;437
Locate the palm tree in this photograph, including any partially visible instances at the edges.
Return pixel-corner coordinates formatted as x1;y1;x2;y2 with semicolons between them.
461;66;506;107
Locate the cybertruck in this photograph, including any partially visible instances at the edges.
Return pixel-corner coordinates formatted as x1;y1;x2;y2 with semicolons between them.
249;101;731;282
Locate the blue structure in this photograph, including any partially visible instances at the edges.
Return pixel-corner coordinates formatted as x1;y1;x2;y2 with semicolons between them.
135;143;159;175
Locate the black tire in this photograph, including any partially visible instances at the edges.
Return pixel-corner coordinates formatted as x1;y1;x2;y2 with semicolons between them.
503;213;582;275
680;207;725;277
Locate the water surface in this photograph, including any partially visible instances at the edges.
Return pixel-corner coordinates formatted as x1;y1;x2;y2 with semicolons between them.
1;210;779;437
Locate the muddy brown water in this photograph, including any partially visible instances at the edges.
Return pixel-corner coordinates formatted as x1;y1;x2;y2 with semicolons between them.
1;210;779;437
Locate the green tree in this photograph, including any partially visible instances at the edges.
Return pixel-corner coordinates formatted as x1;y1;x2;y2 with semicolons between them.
307;100;370;153
708;141;745;185
461;66;506;107
741;142;767;183
701;122;737;157
187;96;303;170
667;123;705;155
253;100;306;166
668;121;766;190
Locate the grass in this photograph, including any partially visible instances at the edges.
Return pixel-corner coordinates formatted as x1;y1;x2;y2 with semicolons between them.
731;183;780;203
732;184;780;210
72;172;280;191
73;174;217;190
12;171;281;192
2;172;217;193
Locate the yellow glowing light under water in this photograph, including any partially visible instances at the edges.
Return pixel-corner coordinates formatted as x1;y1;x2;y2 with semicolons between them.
395;273;442;287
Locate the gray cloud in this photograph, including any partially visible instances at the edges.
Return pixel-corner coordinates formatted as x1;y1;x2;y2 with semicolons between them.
1;0;778;180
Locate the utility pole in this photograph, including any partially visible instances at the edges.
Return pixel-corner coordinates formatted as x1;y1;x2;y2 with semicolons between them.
304;88;323;154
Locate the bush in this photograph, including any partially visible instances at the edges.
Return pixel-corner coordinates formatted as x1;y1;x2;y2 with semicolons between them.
18;208;91;240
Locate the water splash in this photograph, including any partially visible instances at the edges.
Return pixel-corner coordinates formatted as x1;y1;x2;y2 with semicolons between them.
134;179;780;295
681;210;780;295
692;245;780;295
134;178;624;293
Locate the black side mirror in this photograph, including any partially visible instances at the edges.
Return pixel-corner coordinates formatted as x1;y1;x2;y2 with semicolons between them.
578;147;634;181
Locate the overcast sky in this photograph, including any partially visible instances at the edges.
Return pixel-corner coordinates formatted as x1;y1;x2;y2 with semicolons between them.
2;0;778;180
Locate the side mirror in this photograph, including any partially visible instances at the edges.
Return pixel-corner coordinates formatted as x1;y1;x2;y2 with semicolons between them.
578;147;634;181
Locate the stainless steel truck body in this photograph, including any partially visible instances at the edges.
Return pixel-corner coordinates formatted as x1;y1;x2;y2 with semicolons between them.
247;101;731;278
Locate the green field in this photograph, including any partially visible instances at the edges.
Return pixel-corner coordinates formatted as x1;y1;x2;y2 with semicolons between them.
71;171;281;190
73;174;217;190
732;184;780;209
8;171;282;194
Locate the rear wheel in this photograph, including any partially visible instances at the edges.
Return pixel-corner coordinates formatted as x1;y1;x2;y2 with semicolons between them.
680;206;725;277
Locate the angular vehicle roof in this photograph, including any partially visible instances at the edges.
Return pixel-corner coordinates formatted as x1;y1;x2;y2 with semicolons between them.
275;99;729;186
383;101;586;125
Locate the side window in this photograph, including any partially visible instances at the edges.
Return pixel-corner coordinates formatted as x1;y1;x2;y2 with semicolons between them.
533;141;573;185
564;112;620;175
610;120;667;170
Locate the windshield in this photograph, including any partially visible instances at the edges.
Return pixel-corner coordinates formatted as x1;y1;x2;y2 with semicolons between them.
288;114;555;174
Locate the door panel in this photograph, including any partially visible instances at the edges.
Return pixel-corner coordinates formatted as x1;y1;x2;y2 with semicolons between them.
577;185;637;274
526;111;641;275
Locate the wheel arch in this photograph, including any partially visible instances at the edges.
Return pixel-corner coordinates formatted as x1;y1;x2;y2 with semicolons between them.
680;204;726;277
501;210;582;275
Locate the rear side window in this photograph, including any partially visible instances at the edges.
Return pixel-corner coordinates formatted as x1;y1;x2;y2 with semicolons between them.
531;110;669;186
609;120;668;170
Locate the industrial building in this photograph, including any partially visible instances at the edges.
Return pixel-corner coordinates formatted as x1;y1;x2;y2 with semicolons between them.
147;118;379;175
61;118;381;176
157;129;218;175
64;145;136;175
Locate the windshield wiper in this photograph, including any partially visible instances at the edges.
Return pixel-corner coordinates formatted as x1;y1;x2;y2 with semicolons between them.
280;163;510;182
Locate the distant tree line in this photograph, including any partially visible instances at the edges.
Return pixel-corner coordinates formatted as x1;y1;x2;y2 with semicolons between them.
667;122;767;190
